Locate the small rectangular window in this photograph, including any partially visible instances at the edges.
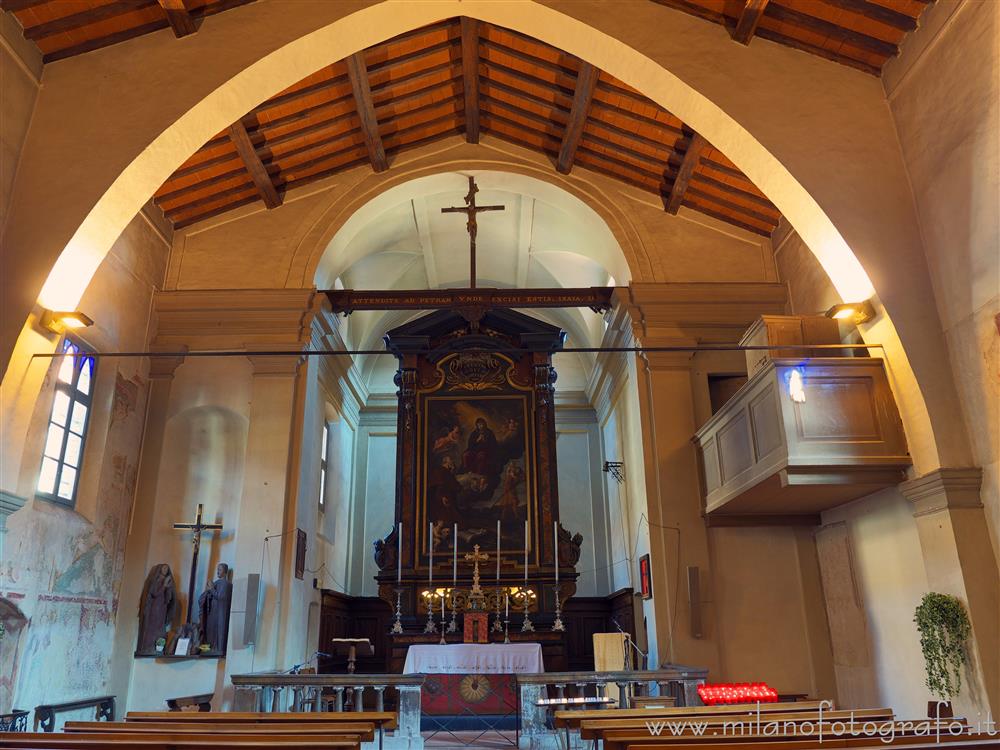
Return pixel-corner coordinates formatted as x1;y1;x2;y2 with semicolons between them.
319;424;329;513
37;338;95;507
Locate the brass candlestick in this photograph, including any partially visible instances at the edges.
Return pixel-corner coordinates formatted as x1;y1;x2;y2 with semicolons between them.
390;588;404;634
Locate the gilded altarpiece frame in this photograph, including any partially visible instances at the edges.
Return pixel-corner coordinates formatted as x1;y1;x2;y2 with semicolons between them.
374;309;581;620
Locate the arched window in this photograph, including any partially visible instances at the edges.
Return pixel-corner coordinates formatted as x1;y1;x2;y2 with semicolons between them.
319;423;329;513
37;338;95;507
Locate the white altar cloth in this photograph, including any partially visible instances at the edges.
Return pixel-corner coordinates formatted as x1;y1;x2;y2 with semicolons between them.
403;643;544;675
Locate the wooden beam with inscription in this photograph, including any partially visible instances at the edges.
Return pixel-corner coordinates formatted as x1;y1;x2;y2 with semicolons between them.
460;17;481;144
228;121;282;209
731;0;769;45
557;62;599;175
324;287;617;315
664;133;707;215
158;0;198;38
346;52;388;173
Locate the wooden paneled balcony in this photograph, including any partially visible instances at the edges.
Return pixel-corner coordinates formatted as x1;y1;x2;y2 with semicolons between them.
694;357;911;524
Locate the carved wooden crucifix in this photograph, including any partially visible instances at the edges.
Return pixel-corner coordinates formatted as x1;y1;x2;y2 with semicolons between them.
173;503;223;624
440;175;505;289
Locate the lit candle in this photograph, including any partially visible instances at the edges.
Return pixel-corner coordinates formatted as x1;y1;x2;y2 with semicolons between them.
441;589;445;620
505;591;509;619
428;521;433;587
453;523;458;586
553;520;559;585
523;519;529;587
397;521;403;585
496;520;501;582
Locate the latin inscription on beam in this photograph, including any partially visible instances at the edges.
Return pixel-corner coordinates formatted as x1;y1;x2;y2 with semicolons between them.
324;287;617;314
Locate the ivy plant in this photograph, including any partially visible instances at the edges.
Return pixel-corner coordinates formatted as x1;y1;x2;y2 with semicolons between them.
914;592;971;701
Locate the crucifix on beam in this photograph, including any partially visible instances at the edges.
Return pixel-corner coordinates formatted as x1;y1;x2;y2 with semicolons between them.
173;503;223;624
441;176;504;289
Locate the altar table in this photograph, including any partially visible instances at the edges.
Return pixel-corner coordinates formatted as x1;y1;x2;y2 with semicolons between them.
403;643;544;675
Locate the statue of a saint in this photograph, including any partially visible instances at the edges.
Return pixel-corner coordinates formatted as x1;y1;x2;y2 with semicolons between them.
197;563;233;655
137;564;177;655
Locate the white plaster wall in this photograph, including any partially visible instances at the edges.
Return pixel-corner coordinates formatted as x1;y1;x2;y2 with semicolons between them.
318;407;357;594
823;489;931;716
887;0;1000;564
0;14;40;233
1;212;168;721
349;411;397;598
124;355;251;711
555;401;611;597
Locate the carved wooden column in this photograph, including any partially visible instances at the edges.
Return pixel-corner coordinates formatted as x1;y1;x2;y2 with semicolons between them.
901;468;1000;714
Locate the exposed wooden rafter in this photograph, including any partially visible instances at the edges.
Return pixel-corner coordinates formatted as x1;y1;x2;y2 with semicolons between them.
664;133;707;215
556;62;598;175
731;0;769;45
460;17;481;144
227;120;282;209
346;52;389;173
816;0;917;32
154;18;784;235
158;0;198;38
21;0;157;40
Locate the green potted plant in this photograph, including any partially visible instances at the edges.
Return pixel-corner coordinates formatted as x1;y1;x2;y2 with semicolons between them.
914;592;971;717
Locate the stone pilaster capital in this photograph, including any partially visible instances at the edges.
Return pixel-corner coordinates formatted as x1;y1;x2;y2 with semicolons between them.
900;467;983;517
147;346;187;380
248;352;305;377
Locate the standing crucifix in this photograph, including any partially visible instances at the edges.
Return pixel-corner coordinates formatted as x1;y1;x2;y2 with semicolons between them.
173;503;223;624
441;176;505;288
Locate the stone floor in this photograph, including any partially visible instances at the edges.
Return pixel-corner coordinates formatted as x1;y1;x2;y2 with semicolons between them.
424;730;518;748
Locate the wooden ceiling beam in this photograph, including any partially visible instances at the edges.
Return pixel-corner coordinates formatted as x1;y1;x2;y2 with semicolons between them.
23;0;157;40
556;62;598;174
0;0;50;11
817;0;917;31
664;133;707;214
460;17;481;143
753;27;881;75
228;120;282;209
42;19;169;63
731;0;770;45
158;0;197;38
763;3;898;58
345;52;388;173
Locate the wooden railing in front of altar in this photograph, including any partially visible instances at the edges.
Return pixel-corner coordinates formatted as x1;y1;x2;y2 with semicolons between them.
516;666;707;748
230;672;423;746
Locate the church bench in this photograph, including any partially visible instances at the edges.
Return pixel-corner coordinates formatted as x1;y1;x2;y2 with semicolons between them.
123;710;398;731
575;708;895;738
63;720;377;740
619;733;997;750
598;720;972;750
554;700;835;729
0;732;362;749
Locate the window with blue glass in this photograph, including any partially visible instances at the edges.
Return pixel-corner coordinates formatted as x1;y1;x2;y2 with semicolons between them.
37;338;95;506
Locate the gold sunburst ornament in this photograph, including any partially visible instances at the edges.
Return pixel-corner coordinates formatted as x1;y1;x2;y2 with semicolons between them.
458;674;492;703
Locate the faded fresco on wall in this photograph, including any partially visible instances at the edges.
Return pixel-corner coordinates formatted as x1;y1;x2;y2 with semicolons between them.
3;368;147;720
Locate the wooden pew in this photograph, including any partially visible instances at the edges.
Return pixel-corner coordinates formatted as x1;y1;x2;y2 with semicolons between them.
578;708;895;739
0;732;361;749
64;720;376;741
123;710;397;730
619;734;998;750
555;701;836;731
579;709;899;750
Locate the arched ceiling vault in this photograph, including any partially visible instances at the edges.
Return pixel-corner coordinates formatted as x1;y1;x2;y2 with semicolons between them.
150;17;785;236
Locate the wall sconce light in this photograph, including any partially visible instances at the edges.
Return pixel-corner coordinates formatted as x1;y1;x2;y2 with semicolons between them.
603;461;625;484
40;309;94;334
825;299;875;325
